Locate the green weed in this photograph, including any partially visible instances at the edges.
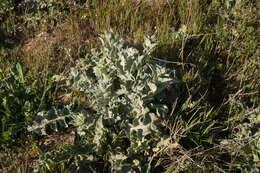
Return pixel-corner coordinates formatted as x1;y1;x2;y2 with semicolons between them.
0;63;55;147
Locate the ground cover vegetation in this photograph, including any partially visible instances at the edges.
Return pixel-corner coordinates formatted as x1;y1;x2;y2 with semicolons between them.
0;0;259;172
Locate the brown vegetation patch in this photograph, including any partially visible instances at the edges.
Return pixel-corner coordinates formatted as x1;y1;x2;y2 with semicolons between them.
21;20;98;76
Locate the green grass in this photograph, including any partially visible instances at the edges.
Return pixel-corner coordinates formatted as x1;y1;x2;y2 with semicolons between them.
0;0;259;172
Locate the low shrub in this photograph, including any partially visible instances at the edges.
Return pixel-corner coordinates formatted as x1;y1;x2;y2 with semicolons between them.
29;31;180;172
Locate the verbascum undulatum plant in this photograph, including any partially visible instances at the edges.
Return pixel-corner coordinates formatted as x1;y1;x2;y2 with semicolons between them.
29;31;179;172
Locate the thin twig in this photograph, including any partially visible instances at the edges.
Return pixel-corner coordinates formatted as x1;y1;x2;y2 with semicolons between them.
153;57;196;67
